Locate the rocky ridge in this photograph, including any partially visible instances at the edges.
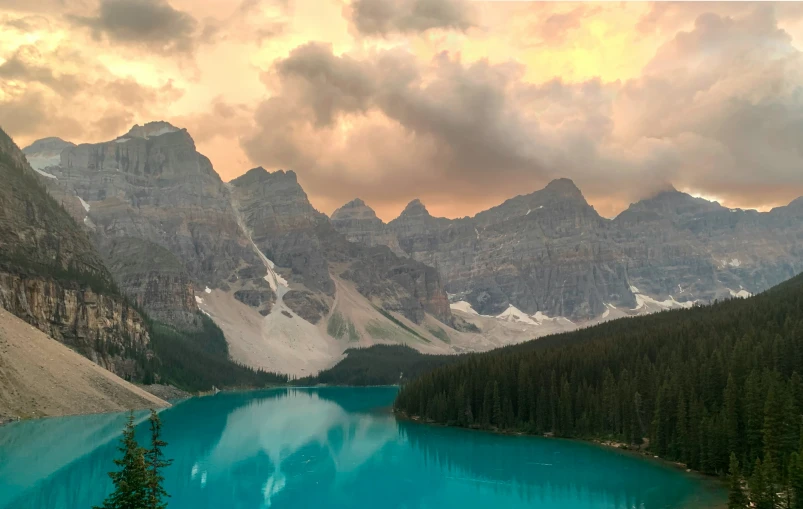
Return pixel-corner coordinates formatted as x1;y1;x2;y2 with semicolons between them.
332;182;803;321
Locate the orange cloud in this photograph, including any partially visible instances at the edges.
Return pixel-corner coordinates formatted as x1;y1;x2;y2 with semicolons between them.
1;0;802;222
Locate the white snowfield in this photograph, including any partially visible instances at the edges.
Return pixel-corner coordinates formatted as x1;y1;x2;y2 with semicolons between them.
27;154;61;171
729;288;752;299
78;197;90;212
630;286;695;312
450;301;478;315
495;305;539;325
34;168;58;179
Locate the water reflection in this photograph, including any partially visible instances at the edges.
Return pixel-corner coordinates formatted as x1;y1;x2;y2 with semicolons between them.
0;387;723;509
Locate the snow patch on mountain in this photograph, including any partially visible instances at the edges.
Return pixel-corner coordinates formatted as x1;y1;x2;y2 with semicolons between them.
26;155;61;170
495;305;539;326
632;292;694;311
34;168;58;179
729;288;751;298
78;197;90;212
450;301;478;315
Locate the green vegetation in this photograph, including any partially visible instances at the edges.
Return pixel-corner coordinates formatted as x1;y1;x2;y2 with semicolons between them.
147;313;287;392
327;311;347;339
347;320;360;342
372;305;430;343
396;272;803;507
427;325;450;343
327;310;361;342
365;320;395;340
299;345;459;386
95;410;172;509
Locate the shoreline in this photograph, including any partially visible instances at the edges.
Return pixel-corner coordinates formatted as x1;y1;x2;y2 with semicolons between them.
393;410;728;506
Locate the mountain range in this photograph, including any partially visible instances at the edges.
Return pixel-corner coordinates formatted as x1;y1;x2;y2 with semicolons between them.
10;120;803;378
332;177;803;320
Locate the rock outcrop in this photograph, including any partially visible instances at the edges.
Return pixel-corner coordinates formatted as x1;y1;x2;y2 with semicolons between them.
331;198;405;256
0;273;150;378
97;236;201;331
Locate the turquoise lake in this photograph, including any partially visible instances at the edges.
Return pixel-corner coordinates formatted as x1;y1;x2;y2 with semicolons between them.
0;387;724;508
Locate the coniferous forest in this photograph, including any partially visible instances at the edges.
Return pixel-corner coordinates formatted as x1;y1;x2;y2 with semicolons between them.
395;273;803;506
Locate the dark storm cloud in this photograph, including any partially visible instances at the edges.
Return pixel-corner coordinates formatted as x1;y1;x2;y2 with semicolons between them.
346;0;474;36
70;0;199;54
242;6;803;219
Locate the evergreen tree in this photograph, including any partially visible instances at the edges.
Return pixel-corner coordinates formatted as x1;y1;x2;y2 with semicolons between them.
95;412;149;509
790;451;803;509
145;410;173;509
727;453;748;509
492;381;503;428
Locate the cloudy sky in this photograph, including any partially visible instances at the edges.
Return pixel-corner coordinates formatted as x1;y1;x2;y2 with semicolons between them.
2;0;803;220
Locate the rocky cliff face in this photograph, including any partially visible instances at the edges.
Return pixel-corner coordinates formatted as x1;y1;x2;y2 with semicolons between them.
22;122;266;330
97;236;201;331
230;168;453;325
331;199;405;256
332;181;803;320
0;272;150;378
613;190;803;300
1;128;151;378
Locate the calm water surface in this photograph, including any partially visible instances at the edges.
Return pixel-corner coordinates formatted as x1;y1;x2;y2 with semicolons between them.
0;387;724;508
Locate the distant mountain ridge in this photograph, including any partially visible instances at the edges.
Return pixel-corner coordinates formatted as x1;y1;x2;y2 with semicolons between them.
332;180;803;321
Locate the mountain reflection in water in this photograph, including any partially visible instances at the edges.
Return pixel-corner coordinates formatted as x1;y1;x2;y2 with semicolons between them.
0;387;723;509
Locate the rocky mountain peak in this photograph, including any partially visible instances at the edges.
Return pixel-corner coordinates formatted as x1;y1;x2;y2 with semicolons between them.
401;198;430;217
124;121;182;140
21;137;76;170
543;178;584;198
22;137;75;154
787;196;803;209
636;189;724;216
332;198;380;221
345;198;367;208
231;167;300;188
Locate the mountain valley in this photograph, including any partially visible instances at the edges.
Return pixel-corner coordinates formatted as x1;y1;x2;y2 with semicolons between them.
12;120;803;380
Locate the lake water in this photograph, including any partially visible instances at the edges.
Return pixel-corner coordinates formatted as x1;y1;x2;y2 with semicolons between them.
0;387;724;508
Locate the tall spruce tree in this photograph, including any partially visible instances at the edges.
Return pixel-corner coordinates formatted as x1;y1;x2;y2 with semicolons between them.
145;410;173;509
95;412;149;509
727;453;747;509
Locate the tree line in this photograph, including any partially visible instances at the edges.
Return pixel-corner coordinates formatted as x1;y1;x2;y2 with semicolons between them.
395;273;803;508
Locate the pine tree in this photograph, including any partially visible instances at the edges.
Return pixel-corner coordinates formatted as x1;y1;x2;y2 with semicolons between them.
727;453;748;509
482;382;492;428
750;458;771;509
95;412;149;509
790;451;803;509
492;381;503;428
145;410;173;509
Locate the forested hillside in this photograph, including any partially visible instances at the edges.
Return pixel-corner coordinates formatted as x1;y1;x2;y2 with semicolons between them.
300;345;457;386
395;272;803;505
